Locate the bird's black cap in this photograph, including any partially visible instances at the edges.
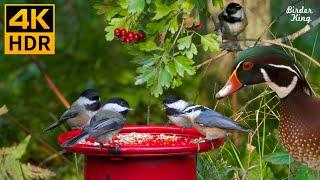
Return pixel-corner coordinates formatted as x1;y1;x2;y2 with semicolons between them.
226;2;242;15
163;96;182;104
104;97;130;108
80;89;100;101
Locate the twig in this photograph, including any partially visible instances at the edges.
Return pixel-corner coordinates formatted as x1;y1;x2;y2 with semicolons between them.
195;50;229;69
30;56;70;109
254;0;303;45
272;17;320;43
260;39;320;68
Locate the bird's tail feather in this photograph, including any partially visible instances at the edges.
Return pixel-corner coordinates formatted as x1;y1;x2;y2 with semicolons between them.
43;121;63;132
62;133;88;147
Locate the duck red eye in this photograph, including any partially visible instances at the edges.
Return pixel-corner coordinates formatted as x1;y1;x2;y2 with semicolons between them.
243;61;254;71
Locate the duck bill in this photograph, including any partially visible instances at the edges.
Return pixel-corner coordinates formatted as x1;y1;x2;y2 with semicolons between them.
216;71;243;99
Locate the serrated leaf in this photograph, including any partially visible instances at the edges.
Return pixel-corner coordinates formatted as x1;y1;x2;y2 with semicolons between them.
153;3;173;20
177;36;192;50
172;78;182;87
128;0;145;13
104;7;121;21
181;0;195;13
118;0;129;9
138;39;162;52
181;43;197;59
166;62;177;76
201;33;219;52
174;56;196;77
159;68;172;88
264;151;294;165
104;18;126;41
151;84;163;97
169;16;179;34
135;67;157;85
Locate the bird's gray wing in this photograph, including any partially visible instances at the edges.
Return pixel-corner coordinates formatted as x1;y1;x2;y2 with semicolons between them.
89;117;125;137
195;110;249;132
59;108;79;121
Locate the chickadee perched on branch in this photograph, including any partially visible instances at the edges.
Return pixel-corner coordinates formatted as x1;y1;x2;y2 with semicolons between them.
44;89;101;132
216;2;248;51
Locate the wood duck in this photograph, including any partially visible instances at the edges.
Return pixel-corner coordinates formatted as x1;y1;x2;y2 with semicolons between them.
215;46;320;170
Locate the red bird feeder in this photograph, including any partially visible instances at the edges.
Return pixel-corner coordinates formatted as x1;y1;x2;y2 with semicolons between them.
57;125;224;180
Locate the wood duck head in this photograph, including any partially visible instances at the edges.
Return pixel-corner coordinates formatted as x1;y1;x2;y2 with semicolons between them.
216;46;320;170
216;46;312;99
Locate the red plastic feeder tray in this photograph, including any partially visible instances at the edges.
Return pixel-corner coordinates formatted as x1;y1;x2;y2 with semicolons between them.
58;125;224;180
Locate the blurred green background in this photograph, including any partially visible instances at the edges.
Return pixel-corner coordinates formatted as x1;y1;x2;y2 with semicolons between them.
1;0;320;179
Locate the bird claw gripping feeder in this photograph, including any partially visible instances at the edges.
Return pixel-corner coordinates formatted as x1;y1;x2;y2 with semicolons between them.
58;125;224;180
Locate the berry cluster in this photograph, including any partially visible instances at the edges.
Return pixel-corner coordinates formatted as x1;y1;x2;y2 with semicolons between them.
114;28;146;44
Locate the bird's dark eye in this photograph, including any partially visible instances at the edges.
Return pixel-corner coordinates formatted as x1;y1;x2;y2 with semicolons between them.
186;109;192;113
243;61;254;71
92;95;99;100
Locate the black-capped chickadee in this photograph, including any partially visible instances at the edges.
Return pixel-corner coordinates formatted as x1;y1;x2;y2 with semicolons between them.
163;96;193;128
218;2;248;40
62;98;131;148
44;89;101;132
181;105;251;141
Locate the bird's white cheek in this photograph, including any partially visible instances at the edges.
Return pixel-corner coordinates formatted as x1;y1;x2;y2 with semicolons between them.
260;68;298;98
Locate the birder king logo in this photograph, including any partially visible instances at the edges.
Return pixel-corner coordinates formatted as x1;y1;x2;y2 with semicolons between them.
286;6;312;23
4;4;55;55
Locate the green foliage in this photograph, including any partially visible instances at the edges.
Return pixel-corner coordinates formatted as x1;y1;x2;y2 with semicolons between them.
264;151;294;165
0;135;55;179
94;0;220;96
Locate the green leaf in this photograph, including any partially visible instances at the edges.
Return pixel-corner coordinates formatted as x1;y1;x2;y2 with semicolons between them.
118;0;129;9
159;68;172;88
3;135;31;160
0;105;8;116
200;33;219;52
93;4;107;15
104;17;126;41
166;62;177;76
177;36;192;50
169;16;179;34
264;151;294;165
172;77;182;87
153;3;173;20
138;39;162;52
128;0;145;13
184;43;197;59
174;56;196;77
181;0;195;13
135;67;157;85
150;83;163;97
103;7;121;21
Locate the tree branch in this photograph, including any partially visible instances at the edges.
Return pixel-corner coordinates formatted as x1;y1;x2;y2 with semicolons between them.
195;50;229;69
30;56;70;109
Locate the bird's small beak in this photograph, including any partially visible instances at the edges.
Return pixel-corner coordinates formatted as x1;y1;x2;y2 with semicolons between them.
162;105;167;111
216;70;243;99
128;108;134;111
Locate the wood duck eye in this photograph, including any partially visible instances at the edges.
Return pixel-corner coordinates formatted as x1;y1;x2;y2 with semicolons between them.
242;61;254;71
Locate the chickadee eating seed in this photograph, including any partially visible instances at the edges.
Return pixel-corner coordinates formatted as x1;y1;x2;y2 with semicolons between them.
218;2;248;40
181;105;251;141
44;89;101;132
163;96;193;128
62;98;131;148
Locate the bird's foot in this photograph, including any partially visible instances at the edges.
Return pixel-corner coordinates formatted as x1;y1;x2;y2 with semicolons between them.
108;143;121;154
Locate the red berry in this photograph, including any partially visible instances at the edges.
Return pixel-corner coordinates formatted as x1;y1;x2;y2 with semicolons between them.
120;28;127;36
138;31;145;41
127;32;135;40
124;36;131;43
195;23;203;30
114;28;121;37
133;34;139;42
